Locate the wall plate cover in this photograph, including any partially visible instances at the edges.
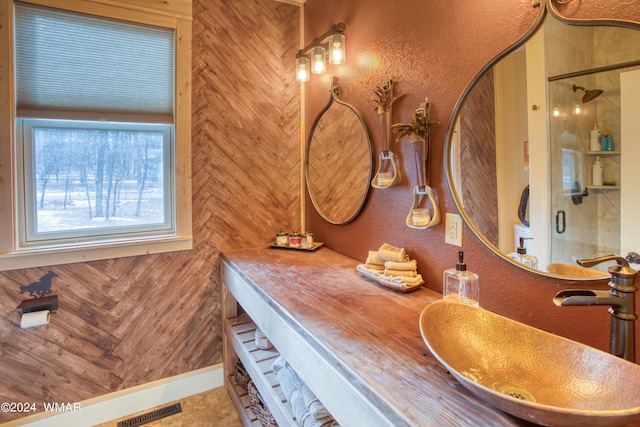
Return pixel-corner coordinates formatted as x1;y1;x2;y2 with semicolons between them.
445;213;462;246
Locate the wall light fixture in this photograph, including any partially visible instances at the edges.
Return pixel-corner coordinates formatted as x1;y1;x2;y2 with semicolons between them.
296;23;345;82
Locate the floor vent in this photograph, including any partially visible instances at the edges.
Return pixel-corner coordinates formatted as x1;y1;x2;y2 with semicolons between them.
116;402;182;427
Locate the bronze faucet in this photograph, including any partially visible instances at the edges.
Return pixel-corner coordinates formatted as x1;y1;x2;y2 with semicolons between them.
553;255;637;362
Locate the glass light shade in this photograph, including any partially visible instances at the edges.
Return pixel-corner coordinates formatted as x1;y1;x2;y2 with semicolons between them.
296;56;310;82
573;104;582;115
311;46;326;74
328;33;345;65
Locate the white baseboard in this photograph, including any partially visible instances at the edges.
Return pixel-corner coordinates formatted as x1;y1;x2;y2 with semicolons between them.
2;364;224;427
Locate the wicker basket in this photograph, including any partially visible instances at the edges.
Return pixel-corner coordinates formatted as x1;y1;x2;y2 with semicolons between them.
248;381;278;427
234;361;250;391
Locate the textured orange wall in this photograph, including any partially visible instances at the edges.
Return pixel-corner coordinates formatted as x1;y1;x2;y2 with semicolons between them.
304;0;640;354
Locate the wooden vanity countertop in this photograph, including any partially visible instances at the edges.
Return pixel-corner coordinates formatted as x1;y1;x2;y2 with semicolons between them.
222;246;530;426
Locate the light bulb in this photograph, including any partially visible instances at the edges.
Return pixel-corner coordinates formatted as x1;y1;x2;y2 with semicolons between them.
311;46;326;74
328;33;345;65
296;56;310;82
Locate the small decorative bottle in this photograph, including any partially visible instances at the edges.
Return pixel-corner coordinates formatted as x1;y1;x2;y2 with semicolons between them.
606;135;615;151
289;231;302;248
255;328;273;350
275;230;289;246
443;251;479;307
508;237;538;269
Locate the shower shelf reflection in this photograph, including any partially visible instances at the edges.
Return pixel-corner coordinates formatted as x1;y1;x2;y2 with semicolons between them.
587;151;620;155
586;185;620;191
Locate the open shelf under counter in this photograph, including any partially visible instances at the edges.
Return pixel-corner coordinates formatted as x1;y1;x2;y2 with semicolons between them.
224;313;297;427
221;246;528;426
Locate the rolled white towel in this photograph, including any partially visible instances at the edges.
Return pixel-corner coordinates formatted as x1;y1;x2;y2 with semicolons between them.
289;366;331;419
385;273;423;285
365;250;384;266
377;243;410;262
277;366;308;423
272;355;287;373
277;363;297;401
384;259;417;271
383;269;417;278
277;366;337;427
356;264;379;277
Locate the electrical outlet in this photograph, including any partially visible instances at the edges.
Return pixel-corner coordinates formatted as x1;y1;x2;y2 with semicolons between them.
445;213;463;246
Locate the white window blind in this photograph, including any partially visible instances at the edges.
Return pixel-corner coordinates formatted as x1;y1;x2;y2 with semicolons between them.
14;2;175;123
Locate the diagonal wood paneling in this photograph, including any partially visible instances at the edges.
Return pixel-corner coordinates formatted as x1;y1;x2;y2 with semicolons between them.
0;0;300;422
459;69;499;247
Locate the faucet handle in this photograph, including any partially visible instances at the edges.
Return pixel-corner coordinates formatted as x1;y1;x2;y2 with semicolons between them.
577;255;636;277
578;254;628;268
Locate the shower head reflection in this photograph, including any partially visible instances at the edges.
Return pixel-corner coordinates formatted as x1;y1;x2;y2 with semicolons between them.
572;84;604;103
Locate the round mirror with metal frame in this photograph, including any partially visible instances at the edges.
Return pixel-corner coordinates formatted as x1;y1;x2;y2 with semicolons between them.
445;0;640;280
306;79;373;225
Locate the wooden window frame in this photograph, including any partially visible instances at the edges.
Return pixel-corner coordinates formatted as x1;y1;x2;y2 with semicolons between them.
0;0;192;271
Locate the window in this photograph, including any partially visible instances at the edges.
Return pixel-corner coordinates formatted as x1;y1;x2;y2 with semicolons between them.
18;119;173;245
0;1;192;270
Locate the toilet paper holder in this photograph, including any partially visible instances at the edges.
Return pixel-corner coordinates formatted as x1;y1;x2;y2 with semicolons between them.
17;295;58;314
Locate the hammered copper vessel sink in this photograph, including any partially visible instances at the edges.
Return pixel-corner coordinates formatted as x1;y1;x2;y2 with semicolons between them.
419;299;640;426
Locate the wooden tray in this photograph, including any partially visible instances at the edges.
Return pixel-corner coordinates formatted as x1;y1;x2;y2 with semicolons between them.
269;241;324;251
356;264;423;293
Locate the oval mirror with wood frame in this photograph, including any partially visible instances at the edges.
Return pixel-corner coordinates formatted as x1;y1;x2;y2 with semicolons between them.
445;0;640;280
306;80;373;225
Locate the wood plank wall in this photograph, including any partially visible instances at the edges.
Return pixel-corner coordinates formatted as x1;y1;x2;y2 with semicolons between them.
459;69;499;247
0;0;300;422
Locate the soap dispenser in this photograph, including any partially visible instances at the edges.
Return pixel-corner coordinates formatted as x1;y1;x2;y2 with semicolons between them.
590;122;601;152
443;251;479;307
592;156;603;186
508;237;538;269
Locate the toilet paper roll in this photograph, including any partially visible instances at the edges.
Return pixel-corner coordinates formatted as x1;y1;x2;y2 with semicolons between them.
20;310;50;329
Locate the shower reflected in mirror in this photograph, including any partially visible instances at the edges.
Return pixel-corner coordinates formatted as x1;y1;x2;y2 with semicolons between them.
572;84;604;103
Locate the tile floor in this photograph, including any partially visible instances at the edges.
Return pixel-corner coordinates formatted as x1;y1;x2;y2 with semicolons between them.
94;387;242;427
